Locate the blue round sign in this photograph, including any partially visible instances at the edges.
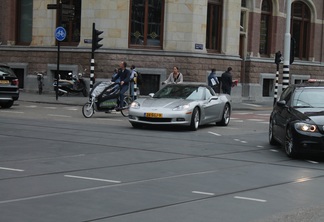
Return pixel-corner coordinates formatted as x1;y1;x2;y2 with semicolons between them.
55;26;67;41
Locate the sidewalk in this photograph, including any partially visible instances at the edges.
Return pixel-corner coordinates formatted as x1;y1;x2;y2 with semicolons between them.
18;91;274;111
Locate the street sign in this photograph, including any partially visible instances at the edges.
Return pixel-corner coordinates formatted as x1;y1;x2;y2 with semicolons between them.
84;39;92;44
55;26;66;42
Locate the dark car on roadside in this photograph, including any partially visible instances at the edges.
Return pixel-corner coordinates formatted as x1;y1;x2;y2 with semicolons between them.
0;64;19;108
269;79;324;158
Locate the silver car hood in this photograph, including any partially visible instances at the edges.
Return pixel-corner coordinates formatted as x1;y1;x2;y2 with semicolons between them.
140;98;190;108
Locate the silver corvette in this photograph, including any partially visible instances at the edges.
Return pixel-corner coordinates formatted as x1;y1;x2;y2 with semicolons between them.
128;83;232;130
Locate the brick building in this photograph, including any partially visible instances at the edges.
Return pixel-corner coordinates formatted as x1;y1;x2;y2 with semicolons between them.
0;0;324;101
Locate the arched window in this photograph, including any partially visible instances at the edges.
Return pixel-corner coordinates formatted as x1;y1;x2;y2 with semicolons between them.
259;0;272;55
291;1;310;59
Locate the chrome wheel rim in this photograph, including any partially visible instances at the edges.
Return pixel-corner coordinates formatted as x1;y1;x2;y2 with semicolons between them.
194;110;199;129
83;103;93;118
224;105;230;125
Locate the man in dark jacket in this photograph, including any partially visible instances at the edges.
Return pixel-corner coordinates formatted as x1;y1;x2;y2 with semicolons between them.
221;67;233;95
208;68;220;93
113;61;131;110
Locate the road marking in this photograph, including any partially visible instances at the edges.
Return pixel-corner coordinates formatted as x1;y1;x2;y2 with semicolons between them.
257;145;264;148
242;103;262;107
0;167;24;172
234;112;253;115
234;196;267;203
257;113;271;116
0;110;24;114
247;119;263;122
294;177;312;183
208;131;221;137
25;105;37;108
234;139;240;141
66;107;79;111
270;149;279;152
192;191;215;196
48;114;71;118
232;120;244;123
64;175;121;183
306;160;319;164
44;107;57;110
102;119;123;122
260;122;269;124
241;141;247;143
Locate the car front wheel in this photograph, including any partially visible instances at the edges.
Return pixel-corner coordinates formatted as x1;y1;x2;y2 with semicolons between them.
189;107;200;131
0;101;14;109
284;127;297;158
217;103;230;126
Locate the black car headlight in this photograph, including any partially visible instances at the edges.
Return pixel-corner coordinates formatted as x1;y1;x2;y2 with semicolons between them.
295;122;318;133
130;101;140;109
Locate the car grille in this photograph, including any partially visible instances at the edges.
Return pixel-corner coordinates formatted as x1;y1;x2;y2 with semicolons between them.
138;117;172;122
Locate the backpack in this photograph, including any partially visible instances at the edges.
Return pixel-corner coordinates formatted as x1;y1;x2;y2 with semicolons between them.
136;71;143;85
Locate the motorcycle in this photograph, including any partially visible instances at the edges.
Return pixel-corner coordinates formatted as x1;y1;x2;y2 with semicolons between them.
82;81;132;118
53;72;88;97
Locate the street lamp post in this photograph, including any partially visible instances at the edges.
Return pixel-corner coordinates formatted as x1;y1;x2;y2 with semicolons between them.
283;0;292;90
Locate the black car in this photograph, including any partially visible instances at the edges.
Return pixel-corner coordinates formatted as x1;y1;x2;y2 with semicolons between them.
0;64;19;108
269;80;324;157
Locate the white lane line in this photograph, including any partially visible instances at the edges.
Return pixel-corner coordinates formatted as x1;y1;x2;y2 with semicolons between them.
294;177;312;183
66;107;79;111
234;139;240;142
247;119;263;122
270;149;279;152
0;111;24;114
0;167;25;172
25;105;37;108
64;175;121;183
257;145;264;148
242;103;262;107
192;191;215;196
208;131;222;137
306;160;319;164
44;107;57;110
232;120;244;123
47;114;71;118
234;196;267;203
102;119;123;122
241;141;247;144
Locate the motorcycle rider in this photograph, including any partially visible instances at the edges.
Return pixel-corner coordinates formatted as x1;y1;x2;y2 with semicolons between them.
112;61;131;110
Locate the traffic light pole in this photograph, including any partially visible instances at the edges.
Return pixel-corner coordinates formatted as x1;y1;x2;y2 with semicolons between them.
274;51;281;106
90;23;95;91
283;0;292;91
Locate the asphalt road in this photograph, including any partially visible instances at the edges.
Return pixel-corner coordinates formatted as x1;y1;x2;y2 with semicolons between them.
1;101;324;222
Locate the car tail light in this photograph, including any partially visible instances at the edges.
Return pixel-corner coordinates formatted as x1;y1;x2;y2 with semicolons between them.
12;79;19;86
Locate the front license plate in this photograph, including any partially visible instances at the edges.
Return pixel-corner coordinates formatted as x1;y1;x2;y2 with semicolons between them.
145;112;163;118
0;80;9;84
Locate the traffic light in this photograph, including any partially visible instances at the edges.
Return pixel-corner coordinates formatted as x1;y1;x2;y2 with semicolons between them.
275;51;282;64
92;23;103;52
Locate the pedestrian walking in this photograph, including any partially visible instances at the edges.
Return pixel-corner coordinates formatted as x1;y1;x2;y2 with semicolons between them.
221;67;233;95
207;68;220;93
162;66;183;84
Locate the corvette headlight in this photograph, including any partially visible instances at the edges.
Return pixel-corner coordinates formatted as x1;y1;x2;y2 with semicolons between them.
172;104;190;111
295;122;317;133
130;101;140;109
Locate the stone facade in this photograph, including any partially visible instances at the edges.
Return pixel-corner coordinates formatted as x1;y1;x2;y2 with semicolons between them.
1;0;324;101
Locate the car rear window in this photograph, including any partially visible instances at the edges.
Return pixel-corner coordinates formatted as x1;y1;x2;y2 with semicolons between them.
0;66;16;77
292;87;324;108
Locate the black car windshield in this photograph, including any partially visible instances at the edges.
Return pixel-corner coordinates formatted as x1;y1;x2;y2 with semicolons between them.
292;88;324;108
154;85;204;100
0;66;16;77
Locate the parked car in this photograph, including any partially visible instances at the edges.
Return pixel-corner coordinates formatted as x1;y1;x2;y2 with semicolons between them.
128;83;231;130
0;64;19;108
269;79;324;157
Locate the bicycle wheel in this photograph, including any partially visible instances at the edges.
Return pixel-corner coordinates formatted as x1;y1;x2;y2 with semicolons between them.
82;102;94;118
120;96;132;117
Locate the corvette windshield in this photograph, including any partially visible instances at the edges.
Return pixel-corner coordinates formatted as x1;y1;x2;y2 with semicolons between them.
154;85;204;100
292;88;324;108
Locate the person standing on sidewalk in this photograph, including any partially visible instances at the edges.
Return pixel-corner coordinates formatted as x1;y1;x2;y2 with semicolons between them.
221;67;233;95
208;68;220;93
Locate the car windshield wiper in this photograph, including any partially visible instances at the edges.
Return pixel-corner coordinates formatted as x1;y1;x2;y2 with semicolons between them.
293;105;313;108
